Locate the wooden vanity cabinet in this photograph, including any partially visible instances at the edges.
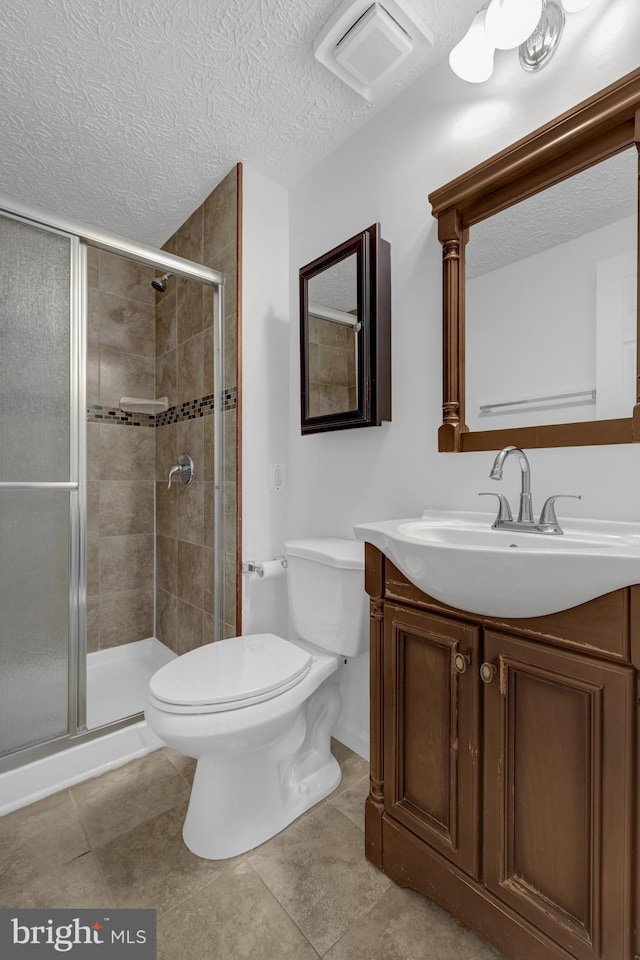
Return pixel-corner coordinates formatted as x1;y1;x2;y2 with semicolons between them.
365;546;637;960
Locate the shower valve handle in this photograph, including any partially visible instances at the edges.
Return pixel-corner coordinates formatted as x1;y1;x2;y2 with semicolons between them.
167;453;194;489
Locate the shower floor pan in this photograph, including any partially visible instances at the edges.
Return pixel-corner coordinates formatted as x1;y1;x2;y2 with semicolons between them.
0;637;174;815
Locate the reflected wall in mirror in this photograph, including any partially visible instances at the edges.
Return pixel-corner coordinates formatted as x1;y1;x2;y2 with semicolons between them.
429;66;640;452
307;252;359;418
299;224;391;434
466;148;637;431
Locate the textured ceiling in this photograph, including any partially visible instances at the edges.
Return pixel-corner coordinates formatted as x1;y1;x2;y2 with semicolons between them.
466;148;637;278
0;0;479;246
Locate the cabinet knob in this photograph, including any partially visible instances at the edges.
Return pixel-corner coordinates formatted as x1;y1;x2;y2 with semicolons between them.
480;662;497;683
453;653;470;674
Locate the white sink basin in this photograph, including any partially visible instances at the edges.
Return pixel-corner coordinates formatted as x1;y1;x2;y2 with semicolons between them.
354;509;640;618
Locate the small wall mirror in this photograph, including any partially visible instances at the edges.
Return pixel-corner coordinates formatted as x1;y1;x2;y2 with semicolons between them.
299;224;391;434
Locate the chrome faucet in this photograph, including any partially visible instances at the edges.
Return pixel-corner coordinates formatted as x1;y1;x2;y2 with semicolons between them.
480;445;581;535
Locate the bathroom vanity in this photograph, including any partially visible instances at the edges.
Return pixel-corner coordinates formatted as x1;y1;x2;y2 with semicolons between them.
363;543;638;960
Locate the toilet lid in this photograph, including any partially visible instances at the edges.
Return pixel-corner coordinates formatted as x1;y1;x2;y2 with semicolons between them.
149;633;313;708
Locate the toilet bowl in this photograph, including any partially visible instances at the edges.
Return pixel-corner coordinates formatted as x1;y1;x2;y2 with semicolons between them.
145;538;367;860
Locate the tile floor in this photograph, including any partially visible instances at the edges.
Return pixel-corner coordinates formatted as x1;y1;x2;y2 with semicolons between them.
0;740;503;960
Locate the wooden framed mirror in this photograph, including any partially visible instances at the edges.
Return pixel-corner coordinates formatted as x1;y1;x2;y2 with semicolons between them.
429;67;640;452
299;223;391;434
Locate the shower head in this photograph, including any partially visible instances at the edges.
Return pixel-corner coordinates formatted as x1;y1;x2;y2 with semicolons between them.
151;272;171;293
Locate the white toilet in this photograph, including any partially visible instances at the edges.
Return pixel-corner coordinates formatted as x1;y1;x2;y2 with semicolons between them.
145;537;368;860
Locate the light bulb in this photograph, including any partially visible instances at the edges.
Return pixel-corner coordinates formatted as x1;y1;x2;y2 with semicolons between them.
561;0;594;11
485;0;543;49
449;10;495;84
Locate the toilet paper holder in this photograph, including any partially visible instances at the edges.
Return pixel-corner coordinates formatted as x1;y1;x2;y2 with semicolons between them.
242;556;287;577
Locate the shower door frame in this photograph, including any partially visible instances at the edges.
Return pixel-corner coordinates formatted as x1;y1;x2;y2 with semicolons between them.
0;194;225;774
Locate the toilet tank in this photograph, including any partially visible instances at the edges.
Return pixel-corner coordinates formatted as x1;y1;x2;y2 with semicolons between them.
283;538;368;658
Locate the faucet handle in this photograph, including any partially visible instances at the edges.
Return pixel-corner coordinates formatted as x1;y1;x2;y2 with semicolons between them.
538;494;582;531
479;492;513;524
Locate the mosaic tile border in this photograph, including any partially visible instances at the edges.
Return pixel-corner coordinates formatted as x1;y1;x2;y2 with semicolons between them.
88;388;237;427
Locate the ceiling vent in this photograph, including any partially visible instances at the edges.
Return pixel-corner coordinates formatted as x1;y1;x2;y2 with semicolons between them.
314;0;434;101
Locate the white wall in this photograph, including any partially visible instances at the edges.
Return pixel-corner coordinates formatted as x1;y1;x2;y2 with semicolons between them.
241;165;290;639
286;0;640;758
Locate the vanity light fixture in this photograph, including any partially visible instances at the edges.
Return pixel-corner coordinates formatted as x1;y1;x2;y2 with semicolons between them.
450;0;595;83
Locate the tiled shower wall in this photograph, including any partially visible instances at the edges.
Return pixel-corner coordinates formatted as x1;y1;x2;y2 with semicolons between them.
308;314;357;416
86;165;239;653
155;166;239;652
86;250;156;652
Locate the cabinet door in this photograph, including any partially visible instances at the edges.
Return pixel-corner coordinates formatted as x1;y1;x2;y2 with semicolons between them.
482;630;634;960
384;604;480;876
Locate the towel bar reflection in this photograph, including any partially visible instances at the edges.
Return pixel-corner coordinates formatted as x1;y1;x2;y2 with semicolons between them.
479;389;596;414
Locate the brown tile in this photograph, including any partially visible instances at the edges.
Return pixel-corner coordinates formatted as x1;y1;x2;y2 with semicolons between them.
0;852;112;909
99;347;155;408
248;802;389;955
223;480;236;546
100;534;154;593
99;290;155;357
223;309;237;391
203;169;237;263
208;241;236;316
163;747;197;785
177;279;204;344
224;550;236;626
0;789;89;889
157;588;177;652
99;424;155;481
99;481;154;536
87;344;100;404
87;423;100;480
71;753;189;849
177;333;204;404
176;600;203;655
323;884;504;960
176;417;204;470
99;588;153;648
87;596;99;652
330;739;370;797
156;348;177;407
203;547;214;614
87;538;100;597
177;540;203;607
157;861;318;960
87;244;99;288
157;534;178;594
203;611;215;645
203;414;214;481
203;324;214;395
87;480;100;540
98;251;155;305
327;774;368;831
222;621;237;639
87;287;100;343
156;290;176;357
174;206;203;264
94;802;226;913
203;481;214;548
177;480;204;545
156;422;177;481
156;481;177;538
224;408;236;481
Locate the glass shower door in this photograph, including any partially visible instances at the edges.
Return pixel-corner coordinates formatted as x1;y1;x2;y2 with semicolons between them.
0;212;83;761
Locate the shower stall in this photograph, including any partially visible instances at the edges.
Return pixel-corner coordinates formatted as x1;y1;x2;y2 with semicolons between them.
0;197;225;808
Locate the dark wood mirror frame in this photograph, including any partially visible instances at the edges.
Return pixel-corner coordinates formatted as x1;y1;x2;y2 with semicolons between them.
299;223;391;434
429;67;640;453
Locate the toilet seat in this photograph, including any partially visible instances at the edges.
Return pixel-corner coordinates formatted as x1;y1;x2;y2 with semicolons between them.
149;633;313;714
